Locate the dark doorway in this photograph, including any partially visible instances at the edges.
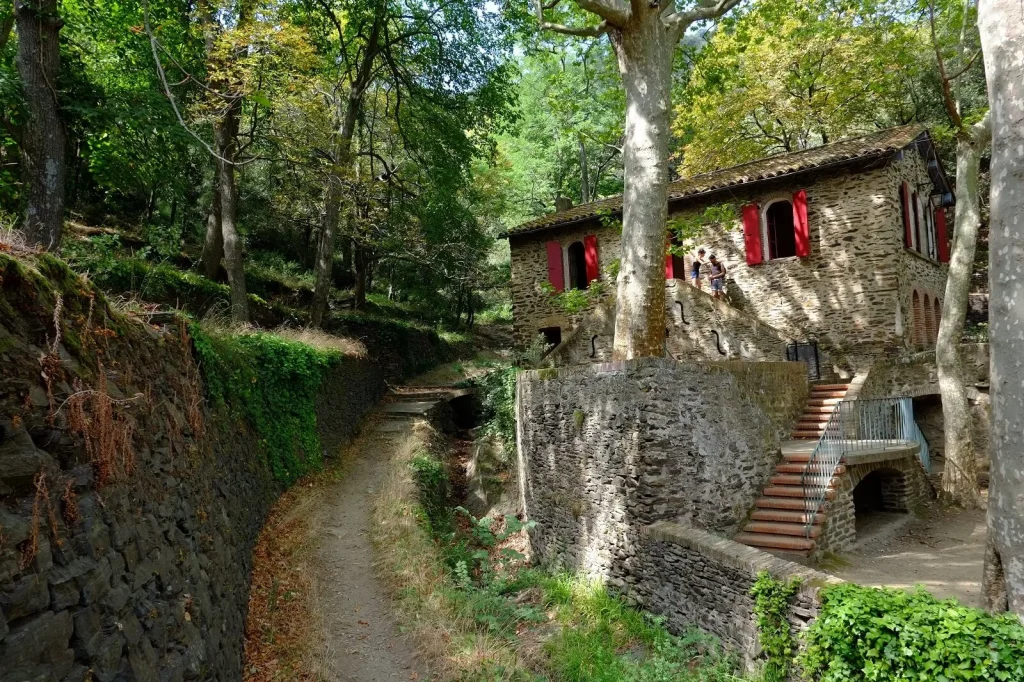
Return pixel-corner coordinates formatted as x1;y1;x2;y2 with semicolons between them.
539;326;562;348
566;241;589;290
766;201;797;259
853;468;907;531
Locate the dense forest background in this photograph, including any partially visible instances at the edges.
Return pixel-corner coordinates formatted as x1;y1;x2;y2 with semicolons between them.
0;0;989;328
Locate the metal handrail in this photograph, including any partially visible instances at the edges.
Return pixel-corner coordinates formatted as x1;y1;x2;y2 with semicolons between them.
801;397;918;536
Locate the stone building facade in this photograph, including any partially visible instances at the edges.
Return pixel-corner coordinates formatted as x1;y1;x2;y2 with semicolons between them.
505;126;953;371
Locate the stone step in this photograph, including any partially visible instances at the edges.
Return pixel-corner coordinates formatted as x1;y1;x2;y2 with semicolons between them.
734;532;815;553
806;397;843;406
776;463;846;475
802;405;839;414
812;383;851;391
742;521;821;538
809;390;848;399
755;496;824;511
782;451;813;462
750;509;825;524
762;485;835;499
769;473;837;487
794;420;828;431
791;430;825;439
797;412;831;422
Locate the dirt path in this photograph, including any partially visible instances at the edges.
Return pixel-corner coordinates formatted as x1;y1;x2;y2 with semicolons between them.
310;396;441;681
828;503;988;606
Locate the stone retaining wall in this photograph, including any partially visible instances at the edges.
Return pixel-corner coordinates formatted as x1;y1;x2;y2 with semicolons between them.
516;358;806;578
634;523;839;665
0;255;386;682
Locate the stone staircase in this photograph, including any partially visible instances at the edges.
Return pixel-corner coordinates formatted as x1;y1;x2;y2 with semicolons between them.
790;383;851;439
734;382;851;554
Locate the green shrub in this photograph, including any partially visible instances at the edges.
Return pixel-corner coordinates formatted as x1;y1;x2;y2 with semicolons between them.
800;583;1024;682
190;324;339;484
750;571;800;682
409;450;453;536
475;365;517;464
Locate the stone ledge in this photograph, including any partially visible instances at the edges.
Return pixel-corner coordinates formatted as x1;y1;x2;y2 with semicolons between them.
645;521;842;596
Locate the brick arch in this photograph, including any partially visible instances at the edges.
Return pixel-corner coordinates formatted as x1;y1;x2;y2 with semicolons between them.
923;292;935;345
912;290;924;346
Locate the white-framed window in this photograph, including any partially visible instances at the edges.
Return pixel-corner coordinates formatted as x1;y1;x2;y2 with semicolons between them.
760;198;797;260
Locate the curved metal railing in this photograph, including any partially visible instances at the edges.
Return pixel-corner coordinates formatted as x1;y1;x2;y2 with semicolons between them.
801;397;919;536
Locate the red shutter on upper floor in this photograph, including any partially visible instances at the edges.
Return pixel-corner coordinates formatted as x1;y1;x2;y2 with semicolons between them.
901;181;913;248
584;234;600;283
742;203;763;265
935;208;950;262
545;241;564;292
665;240;674;279
793;189;810;257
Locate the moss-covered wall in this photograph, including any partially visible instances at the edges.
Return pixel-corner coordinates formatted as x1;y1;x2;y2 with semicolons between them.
0;253;385;681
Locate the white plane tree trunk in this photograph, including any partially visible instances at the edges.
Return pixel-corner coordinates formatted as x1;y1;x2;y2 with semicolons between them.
937;117;989;508
978;0;1024;618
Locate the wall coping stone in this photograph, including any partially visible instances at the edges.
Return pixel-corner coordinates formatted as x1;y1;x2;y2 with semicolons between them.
645;521;842;599
522;357;804;382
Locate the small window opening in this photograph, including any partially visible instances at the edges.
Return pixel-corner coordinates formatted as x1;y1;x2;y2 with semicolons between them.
539;326;562;348
566;241;589;290
766;201;797;259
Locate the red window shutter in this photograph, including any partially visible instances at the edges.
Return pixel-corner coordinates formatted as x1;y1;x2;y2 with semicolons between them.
793;189;810;257
545;241;564;292
584;234;599;283
665;240;674;279
742;203;762;265
935;208;950;262
901;182;913;247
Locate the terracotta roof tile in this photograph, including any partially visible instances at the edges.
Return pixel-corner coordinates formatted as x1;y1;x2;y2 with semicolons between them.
505;125;927;237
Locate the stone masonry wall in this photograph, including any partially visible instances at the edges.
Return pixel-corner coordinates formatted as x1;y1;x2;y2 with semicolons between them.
0;255;386;682
515;358;807;584
550;281;791;366
509;151;949;371
634;523;840;666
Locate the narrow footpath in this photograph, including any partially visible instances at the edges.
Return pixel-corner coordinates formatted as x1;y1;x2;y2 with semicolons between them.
310;388;452;681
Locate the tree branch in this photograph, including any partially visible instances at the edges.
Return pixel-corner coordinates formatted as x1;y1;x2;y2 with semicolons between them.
665;0;741;40
576;0;630;26
534;0;612;38
929;0;963;131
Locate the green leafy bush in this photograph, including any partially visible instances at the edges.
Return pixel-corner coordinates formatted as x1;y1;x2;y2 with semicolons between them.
750;572;800;682
190;324;339;484
800;583;1024;682
475;365;518;464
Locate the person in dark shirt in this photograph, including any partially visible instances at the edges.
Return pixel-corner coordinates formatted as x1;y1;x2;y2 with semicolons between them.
690;248;706;289
708;254;727;298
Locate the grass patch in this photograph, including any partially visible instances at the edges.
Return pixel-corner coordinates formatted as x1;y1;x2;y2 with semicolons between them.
373;422;747;682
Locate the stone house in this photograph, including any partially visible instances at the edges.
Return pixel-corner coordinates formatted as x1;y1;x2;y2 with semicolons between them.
504;125;954;371
505;126;989;558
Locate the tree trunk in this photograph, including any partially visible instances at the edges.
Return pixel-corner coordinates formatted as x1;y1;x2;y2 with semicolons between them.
214;111;248;322
937;120;989;508
15;0;65;251
979;0;1024;618
200;183;224;280
579;133;590;204
610;13;673;360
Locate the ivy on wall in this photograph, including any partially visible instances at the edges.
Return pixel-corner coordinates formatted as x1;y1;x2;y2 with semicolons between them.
190;324;340;485
750;571;801;682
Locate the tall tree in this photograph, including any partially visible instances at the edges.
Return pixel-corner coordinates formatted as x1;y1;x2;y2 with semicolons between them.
14;0;65;250
931;0;987;508
534;0;741;359
978;0;1024;617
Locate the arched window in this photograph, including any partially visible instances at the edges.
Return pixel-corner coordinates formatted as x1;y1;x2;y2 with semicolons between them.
566;241;588;290
923;293;934;345
912;290;923;346
765;200;797;259
933;297;942;342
